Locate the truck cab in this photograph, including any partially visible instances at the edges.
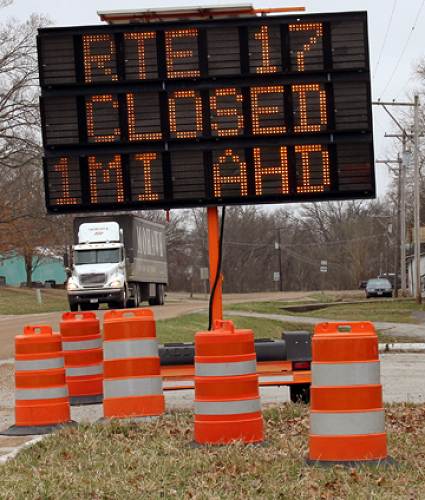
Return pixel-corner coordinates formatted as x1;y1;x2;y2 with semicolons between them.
67;216;168;311
67;222;127;311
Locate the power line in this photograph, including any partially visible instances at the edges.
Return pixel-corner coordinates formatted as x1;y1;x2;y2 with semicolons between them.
191;231;391;249
379;0;425;98
374;0;397;75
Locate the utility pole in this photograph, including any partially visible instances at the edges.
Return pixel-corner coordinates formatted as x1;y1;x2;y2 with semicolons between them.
413;95;422;303
373;98;422;301
400;143;409;297
376;159;401;296
380;134;411;296
275;229;283;292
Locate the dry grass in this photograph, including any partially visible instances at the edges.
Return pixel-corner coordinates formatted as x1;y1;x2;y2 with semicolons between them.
156;313;312;343
0;287;67;315
0;404;424;499
228;299;425;325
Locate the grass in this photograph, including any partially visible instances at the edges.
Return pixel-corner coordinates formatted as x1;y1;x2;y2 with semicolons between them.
228;299;425;325
1;404;424;498
156;313;312;344
0;287;68;315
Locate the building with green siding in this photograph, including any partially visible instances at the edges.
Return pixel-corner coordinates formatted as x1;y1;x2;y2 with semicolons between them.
0;255;66;286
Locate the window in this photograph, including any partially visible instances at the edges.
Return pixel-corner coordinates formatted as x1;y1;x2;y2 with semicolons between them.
75;248;120;264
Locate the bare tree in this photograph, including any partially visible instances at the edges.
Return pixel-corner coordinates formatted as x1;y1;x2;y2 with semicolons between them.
0;9;48;177
0;164;67;286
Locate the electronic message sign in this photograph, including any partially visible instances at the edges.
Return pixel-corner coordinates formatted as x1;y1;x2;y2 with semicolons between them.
37;11;375;213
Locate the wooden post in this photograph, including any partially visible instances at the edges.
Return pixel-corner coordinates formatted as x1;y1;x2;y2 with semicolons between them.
207;207;223;324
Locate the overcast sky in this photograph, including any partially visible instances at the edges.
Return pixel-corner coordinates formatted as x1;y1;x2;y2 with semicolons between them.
3;0;424;199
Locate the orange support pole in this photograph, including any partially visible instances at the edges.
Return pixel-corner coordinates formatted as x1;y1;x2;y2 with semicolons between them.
207;207;223;324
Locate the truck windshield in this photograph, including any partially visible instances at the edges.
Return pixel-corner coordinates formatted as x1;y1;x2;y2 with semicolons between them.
74;249;120;265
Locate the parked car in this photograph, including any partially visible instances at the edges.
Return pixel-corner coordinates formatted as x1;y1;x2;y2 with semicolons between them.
365;278;393;298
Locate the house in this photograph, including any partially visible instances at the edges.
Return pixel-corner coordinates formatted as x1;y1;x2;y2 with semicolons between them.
0;255;66;287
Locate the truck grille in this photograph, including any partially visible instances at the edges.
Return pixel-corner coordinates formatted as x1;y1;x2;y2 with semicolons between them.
79;273;106;287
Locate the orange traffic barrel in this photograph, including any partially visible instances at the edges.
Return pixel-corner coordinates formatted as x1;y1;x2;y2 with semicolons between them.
1;325;72;436
60;312;103;405
308;322;390;465
194;320;264;445
103;309;164;419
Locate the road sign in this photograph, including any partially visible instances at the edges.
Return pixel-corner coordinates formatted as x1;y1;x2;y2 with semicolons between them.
273;272;281;282
320;266;328;273
320;260;327;266
38;11;374;214
200;267;209;281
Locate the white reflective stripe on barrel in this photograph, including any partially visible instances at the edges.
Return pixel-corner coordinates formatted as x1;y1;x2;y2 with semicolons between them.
66;364;103;377
310;410;385;436
62;338;102;351
312;361;381;387
15;357;64;371
195;359;256;377
195;398;261;415
104;339;159;360
15;386;68;400
104;377;162;398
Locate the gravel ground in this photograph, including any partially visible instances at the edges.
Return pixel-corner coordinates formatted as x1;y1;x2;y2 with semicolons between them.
1;353;424;432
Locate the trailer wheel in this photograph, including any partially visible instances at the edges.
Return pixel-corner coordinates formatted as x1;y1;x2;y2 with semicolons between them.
157;284;165;305
134;284;140;308
290;383;310;404
148;284;165;306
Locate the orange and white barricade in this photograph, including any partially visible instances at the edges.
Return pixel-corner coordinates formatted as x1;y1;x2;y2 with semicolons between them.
194;320;264;445
60;312;103;405
103;309;164;419
308;322;390;465
2;325;72;435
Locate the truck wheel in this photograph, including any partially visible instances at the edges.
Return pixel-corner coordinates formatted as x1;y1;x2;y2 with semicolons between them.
116;289;127;309
290;383;310;404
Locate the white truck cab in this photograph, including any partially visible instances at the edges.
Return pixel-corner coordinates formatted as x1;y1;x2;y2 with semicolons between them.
67;222;128;310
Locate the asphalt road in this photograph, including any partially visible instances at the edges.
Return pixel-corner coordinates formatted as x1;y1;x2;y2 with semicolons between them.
0;290;318;360
0;299;205;360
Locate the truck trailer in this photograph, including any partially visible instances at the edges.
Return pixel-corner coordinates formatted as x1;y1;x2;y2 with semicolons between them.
67;215;168;311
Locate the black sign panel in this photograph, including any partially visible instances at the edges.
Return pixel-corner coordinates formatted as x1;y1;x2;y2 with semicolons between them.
37;11;375;213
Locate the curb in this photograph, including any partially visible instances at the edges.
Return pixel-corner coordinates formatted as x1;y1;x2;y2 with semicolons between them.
379;343;425;352
0;435;45;465
0;359;14;367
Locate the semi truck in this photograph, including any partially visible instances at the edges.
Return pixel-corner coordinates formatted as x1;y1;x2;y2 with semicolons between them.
66;215;168;311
